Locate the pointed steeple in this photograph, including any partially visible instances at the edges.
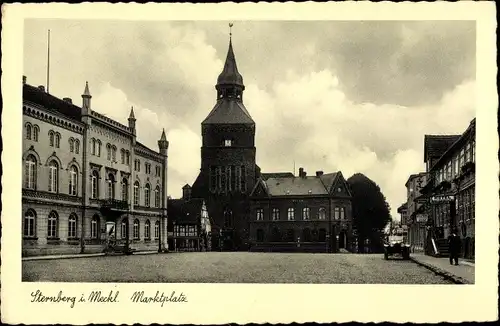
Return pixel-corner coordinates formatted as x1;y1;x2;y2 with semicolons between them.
158;128;169;155
128;106;136;133
83;81;91;97
160;128;167;141
81;81;92;110
128;106;136;120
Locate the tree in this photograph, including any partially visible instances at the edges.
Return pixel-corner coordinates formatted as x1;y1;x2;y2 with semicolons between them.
347;173;392;253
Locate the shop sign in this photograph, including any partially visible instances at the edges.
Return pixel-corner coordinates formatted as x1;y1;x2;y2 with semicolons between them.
416;214;428;223
430;195;455;203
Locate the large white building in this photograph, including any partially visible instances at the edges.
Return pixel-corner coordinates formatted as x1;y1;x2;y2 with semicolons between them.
22;76;169;256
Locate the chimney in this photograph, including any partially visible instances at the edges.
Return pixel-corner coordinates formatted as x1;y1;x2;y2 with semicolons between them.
22;76;27;84
316;171;324;177
38;85;45;92
63;97;73;104
299;167;306;178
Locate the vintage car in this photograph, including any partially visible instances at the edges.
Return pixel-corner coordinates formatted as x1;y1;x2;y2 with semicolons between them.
383;228;411;260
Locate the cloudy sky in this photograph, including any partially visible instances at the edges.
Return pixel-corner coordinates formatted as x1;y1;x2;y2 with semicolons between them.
23;20;476;220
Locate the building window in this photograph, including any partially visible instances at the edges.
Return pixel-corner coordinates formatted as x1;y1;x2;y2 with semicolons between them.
256;229;264;242
334;207;340;220
112;146;117;162
26;123;32;140
68;214;77;238
230;166;236;191
106;144;111;160
69;138;74;152
256;208;264;221
209;166;217;192
471;140;475;163
75;140;80;154
465;143;471;163
216;166;222;191
318;207;326;220
134;181;140;206
459;148;465;168
91;170;99;199
121;219;127;239
49;131;54;147
272;208;280;221
125;151;130;165
227;166;232;192
133;219;140;239
287;208;294;221
107;173;115;199
224;139;232;147
55;133;61;148
155;186;160;208
122;178;128;201
25;155;37;189
145;163;151;174
155;166;161;177
48;160;59;193
145;220;151;239
23;209;36;237
91;215;100;239
235;166;241;191
155;221;160;239
33;125;39;142
97;140;102;157
340;207;346;220
47;211;58;238
303;207;310;220
302;228;312;242
221;166;226;193
446;162;452;180
144;183;151;207
69;166;78;196
91;138;96;155
240;165;246;192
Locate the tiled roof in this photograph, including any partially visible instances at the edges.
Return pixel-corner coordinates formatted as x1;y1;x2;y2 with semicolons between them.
261;172;294;180
202;99;254;125
167;198;204;225
23;84;82;121
263;174;337;196
424;135;461;163
136;141;160;156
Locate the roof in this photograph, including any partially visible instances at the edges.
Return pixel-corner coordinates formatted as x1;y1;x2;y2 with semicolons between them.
261;172;294;180
397;203;408;213
258;172;340;196
424;135;461;163
404;172;427;187
217;38;244;87
23;83;82;121
136;141;160;156
202;98;254;125
167;198;204;225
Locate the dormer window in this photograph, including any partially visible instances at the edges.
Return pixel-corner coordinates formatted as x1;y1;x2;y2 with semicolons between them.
224;139;232;147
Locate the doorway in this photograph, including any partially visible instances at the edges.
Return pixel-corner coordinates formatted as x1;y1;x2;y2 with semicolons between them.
339;231;347;249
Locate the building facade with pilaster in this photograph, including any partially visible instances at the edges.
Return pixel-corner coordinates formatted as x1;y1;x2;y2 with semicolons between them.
22;77;169;256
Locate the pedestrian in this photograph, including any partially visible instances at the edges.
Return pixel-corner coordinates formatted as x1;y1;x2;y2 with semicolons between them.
448;229;461;265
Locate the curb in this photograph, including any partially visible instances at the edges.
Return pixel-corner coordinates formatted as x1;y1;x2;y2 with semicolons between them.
410;257;471;284
22;253;105;261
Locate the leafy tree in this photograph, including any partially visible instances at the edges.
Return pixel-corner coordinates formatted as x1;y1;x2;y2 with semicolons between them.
347;173;392;253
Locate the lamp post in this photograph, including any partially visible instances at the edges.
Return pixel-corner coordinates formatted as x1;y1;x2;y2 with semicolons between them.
173;221;176;252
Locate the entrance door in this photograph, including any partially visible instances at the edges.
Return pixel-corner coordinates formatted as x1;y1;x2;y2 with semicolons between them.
339;231;346;249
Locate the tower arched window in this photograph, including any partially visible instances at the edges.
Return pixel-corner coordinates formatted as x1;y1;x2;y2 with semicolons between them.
47;211;58;239
91;170;99;199
68;213;77;238
48;160;59;193
75;139;80;154
122;178;129;201
97;140;102;157
144;184;151;207
26;124;32;140
134;181;140;206
33;125;39;142
133;219;140;239
107;173;115;199
69;138;74;152
154;186;160;208
69;165;78;196
91;215;100;239
145;220;151;239
23;209;36;237
91;138;96;155
318;207;326;220
24;155;37;189
49;131;54;147
106;144;111;160
55;133;61;148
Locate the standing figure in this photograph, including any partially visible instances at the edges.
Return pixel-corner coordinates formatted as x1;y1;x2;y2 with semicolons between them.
448;229;461;265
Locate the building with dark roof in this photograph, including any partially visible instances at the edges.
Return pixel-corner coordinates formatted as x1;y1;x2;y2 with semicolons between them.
22;77;169;257
248;168;353;252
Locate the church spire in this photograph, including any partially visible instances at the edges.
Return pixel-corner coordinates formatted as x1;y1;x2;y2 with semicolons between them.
216;23;245;101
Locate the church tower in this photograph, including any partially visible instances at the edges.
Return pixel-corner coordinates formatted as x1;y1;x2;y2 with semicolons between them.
192;26;257;251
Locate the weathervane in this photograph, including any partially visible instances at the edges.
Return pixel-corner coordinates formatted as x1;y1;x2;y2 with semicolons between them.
229;23;233;39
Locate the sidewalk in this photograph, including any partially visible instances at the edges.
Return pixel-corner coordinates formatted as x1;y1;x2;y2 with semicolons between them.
411;253;474;284
22;250;159;261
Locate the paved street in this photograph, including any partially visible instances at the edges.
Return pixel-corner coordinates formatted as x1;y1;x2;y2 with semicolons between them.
23;252;454;283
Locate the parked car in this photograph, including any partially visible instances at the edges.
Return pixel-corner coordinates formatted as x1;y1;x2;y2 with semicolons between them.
383;228;411;260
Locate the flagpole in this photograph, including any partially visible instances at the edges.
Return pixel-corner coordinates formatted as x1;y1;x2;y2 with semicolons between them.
46;29;50;93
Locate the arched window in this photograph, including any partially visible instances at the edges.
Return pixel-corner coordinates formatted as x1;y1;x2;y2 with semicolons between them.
69;165;78;196
318;207;326;220
68;213;77;238
47;211;58;238
91;215;100;239
121;219;127;239
302;228;312;242
112;146;117;162
302;207;310;220
121;149;125;164
144;184;151;207
48;160;59;193
287;208;294;221
134;181;140;206
155;221;160;239
75;139;80;154
24;155;37;189
23;209;36;237
256;229;265;242
145;220;151;239
91;138;96;155
122;178;129;201
26;124;32;140
33;125;39;142
133;219;140;239
334;207;340;220
69;138;74;152
55;133;61;148
49;131;54;147
107;173;115;199
155;186;161;208
106;144;111;160
272;208;280;221
256;208;264;221
125;151;130;165
91;170;99;199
